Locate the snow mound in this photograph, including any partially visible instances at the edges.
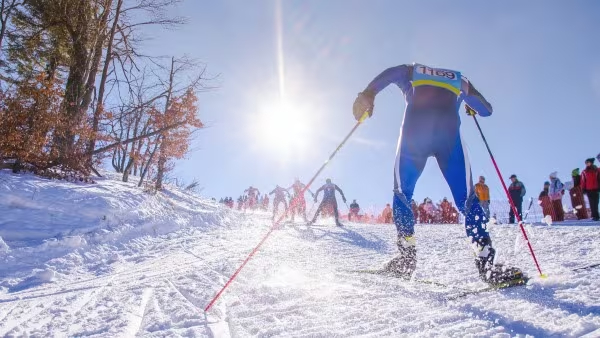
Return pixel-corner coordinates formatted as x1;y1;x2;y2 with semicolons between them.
0;169;242;288
0;236;9;254
0;170;229;244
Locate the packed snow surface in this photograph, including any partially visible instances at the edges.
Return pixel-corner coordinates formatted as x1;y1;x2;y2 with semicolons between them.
1;171;600;337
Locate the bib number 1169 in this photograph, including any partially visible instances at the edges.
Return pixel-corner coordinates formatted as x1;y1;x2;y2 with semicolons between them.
416;66;457;80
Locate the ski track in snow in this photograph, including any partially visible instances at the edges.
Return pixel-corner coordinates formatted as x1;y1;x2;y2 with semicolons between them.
1;172;600;336
3;218;599;337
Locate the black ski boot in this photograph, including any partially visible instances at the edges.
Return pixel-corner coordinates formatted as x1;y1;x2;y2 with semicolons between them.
382;236;416;279
475;239;527;287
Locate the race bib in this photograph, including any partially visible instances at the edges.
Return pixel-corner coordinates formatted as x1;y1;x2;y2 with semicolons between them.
412;64;462;95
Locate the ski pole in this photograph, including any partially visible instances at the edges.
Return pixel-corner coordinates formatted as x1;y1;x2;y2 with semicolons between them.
523;197;534;221
204;111;371;312
468;107;545;277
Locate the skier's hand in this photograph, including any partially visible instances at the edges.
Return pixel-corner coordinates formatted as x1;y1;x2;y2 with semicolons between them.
465;104;477;116
343;198;347;204
353;91;375;121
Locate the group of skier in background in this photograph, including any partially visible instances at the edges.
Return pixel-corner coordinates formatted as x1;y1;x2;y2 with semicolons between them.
218;178;348;226
536;155;600;222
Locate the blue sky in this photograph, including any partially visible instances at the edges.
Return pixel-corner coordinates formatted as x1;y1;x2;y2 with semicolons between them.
139;0;600;211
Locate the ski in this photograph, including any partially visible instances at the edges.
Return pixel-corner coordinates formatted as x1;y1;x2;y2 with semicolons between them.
445;277;529;301
344;269;449;288
572;262;600;272
345;268;529;300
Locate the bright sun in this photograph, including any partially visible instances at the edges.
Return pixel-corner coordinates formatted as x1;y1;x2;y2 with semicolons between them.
252;99;312;160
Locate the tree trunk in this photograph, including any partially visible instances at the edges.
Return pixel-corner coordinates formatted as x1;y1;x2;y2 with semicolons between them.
138;136;161;187
87;0;122;162
154;57;175;191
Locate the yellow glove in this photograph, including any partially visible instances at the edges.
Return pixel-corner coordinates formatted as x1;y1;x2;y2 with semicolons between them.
465;105;477;116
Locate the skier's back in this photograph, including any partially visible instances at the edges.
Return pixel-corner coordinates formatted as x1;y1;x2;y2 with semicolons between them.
352;62;524;286
310;179;347;227
269;185;289;220
287;178;314;222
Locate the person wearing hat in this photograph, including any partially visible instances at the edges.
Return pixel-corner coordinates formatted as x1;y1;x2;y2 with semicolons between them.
570;168;588;220
310;178;347;227
508;174;526;224
581;158;600;221
538;181;555;220
474;176;491;220
548;172;565;222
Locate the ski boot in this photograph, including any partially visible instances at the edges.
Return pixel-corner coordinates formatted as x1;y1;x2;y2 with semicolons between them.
474;238;527;287
382;236;416;279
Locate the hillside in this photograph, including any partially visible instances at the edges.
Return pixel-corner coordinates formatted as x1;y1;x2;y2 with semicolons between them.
1;171;599;337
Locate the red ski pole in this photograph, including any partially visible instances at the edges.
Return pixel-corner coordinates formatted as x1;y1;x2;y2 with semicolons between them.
204;111;371;312
468;106;545;278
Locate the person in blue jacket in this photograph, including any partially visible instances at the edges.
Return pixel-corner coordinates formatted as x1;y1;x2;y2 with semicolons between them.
310;178;347;227
353;63;523;285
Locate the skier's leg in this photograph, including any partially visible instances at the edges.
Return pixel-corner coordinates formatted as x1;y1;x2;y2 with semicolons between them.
310;201;325;224
384;118;430;277
393;130;429;238
436;131;489;246
517;201;523;220
300;197;308;221
590;191;600;220
332;199;341;225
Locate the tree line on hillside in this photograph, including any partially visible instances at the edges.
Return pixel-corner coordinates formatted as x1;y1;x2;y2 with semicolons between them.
0;0;209;190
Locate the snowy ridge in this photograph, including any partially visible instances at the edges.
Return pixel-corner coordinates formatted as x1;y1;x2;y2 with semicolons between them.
1;171;600;336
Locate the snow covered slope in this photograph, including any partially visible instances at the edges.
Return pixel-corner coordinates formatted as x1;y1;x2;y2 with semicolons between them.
1;171;600;336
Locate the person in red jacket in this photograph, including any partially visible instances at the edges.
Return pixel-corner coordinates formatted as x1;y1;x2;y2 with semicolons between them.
581;158;600;221
570;169;588;220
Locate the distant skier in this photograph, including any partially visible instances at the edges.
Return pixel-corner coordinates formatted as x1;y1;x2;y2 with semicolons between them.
538;181;554;220
310;178;346;227
348;199;360;221
548;172;565;222
287;178;314;223
508;175;526;224
353;62;523;285
475;176;491;220
244;186;260;210
269;185;290;220
570;169;588;220
581;158;600;221
382;203;393;224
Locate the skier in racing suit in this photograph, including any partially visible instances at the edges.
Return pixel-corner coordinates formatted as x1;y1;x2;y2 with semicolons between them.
310;178;347;227
287;178;314;222
352;62;523;286
269;185;290;220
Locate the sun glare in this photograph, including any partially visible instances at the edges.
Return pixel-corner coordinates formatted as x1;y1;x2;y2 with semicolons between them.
253;99;311;160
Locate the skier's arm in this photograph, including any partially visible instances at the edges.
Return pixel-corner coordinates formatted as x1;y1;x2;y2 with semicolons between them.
313;186;324;200
461;78;493;117
520;182;526;197
364;64;411;96
335;185;347;202
305;185;316;198
269;188;276;196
